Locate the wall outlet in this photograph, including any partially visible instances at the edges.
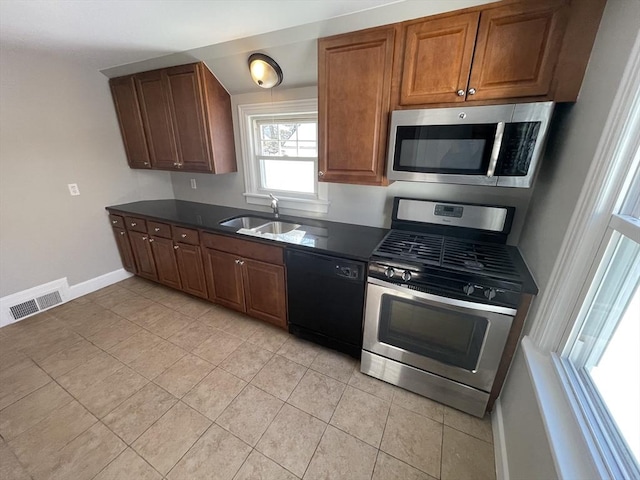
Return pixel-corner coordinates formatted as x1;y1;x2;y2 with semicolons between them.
67;183;80;196
190;178;197;189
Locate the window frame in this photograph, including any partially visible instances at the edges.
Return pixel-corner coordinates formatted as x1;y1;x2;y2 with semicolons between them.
522;33;640;480
237;99;329;214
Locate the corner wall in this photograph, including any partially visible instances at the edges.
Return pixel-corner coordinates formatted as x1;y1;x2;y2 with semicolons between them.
0;47;174;298
498;1;640;478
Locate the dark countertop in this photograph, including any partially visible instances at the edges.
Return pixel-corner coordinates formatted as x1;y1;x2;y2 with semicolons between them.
106;199;389;262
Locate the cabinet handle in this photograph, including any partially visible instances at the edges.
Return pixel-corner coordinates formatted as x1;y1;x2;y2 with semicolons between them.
142;236;148;241
318;171;324;177
149;238;154;243
119;231;125;236
173;162;180;167
154;227;160;232
181;233;187;238
457;89;465;96
131;222;137;227
174;245;179;250
112;220;118;224
468;88;476;95
235;259;240;264
239;260;245;266
144;162;149;166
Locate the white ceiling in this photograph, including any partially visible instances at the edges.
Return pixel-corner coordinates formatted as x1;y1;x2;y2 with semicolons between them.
0;0;404;69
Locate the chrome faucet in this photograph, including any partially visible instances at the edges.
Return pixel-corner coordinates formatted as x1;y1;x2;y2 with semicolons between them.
269;194;279;218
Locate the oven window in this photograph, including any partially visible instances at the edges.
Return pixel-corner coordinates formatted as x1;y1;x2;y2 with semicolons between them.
378;295;488;371
394;124;497;174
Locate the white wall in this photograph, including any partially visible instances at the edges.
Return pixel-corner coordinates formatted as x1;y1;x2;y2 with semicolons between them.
0;47;174;298
172;86;534;244
498;1;640;478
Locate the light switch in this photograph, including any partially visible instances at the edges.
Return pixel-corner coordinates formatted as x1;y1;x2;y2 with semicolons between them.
68;183;80;196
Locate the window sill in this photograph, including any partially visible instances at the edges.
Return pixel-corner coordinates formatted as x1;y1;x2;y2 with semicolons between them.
243;193;330;214
521;336;608;479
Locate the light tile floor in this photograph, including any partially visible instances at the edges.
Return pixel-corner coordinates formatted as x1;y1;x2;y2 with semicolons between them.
0;277;497;480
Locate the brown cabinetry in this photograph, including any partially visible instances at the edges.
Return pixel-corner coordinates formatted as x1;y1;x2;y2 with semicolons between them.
318;26;395;186
174;239;208;299
149;236;182;289
110;62;237;174
111;227;137;273
129;232;157;281
397;0;569;106
202;233;287;328
109;76;151;169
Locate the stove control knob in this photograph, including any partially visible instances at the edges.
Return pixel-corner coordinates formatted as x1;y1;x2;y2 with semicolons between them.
463;284;475;295
384;267;395;278
401;271;412;282
484;288;497;300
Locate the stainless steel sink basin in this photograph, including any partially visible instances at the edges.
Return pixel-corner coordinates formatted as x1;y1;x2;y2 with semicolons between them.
219;216;301;235
254;221;301;235
219;216;271;230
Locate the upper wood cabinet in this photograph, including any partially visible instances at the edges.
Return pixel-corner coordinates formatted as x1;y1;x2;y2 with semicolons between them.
318;26;395;186
109;76;151;169
395;0;605;107
110;62;237;174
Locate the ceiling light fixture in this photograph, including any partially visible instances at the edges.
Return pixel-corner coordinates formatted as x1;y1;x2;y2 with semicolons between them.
248;53;283;89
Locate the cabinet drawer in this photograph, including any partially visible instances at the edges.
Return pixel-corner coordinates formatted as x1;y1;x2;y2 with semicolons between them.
173;226;200;245
125;216;147;233
109;214;125;229
202;233;283;265
148;221;172;239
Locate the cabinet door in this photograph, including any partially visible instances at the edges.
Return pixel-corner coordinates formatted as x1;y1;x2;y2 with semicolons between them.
318;27;395;186
150;237;181;290
242;259;287;329
468;0;568;101
109;76;151;169
175;243;208;299
112;228;137;273
165;64;213;173
398;12;479;105
129;233;157;281
135;70;179;170
202;248;245;312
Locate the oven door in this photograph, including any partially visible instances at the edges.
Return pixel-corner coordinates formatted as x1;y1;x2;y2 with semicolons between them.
363;278;516;392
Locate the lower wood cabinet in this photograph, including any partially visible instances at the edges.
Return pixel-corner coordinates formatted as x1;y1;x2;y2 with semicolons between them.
108;212;287;328
202;233;287;329
149;236;182;289
129;232;157;281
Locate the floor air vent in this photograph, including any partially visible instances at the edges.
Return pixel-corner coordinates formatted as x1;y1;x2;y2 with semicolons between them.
36;291;62;310
9;299;40;320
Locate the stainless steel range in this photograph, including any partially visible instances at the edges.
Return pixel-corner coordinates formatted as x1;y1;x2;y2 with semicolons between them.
362;197;537;417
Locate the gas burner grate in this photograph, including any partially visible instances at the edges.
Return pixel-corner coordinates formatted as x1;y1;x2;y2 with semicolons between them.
374;230;442;266
442;238;519;279
373;230;520;281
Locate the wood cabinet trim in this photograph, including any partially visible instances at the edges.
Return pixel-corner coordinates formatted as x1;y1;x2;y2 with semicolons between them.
201;232;284;265
124;216;148;233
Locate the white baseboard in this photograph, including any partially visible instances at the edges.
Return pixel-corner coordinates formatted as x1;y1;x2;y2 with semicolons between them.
492;398;510;480
67;268;133;300
0;269;133;328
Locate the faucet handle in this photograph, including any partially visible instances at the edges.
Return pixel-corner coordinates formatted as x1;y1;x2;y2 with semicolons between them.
269;193;278;202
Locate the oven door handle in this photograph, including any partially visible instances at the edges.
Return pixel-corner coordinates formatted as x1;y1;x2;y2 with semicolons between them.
367;277;517;316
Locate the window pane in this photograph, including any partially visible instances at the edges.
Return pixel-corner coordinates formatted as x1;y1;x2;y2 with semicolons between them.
297;122;317;141
568;233;640;463
261;159;315;194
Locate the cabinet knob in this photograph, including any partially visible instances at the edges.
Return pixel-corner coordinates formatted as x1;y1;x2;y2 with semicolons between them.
181;233;187;238
239;260;245;266
119;231;125;236
142;236;148;241
131;222;136;227
174;245;179;250
112;220;117;224
235;259;240;264
144;162;149;166
457;89;465;96
318;171;324;177
173;162;179;167
154;227;160;232
468;88;476;95
149;238;154;243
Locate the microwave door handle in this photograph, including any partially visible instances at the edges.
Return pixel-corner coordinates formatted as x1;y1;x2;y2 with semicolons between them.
487;121;505;177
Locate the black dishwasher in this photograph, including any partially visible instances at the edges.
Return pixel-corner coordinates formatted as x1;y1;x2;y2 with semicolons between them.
285;249;366;358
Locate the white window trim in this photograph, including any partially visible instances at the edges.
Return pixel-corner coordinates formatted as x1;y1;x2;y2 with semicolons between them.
519;31;640;480
237;99;329;214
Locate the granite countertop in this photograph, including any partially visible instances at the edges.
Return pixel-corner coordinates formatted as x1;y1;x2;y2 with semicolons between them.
106;199;389;262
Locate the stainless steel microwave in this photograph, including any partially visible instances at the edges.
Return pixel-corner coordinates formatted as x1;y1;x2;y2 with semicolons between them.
387;101;554;188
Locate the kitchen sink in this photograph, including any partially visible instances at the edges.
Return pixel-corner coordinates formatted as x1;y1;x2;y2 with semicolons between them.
219;216;272;230
254;221;301;235
219;216;301;235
